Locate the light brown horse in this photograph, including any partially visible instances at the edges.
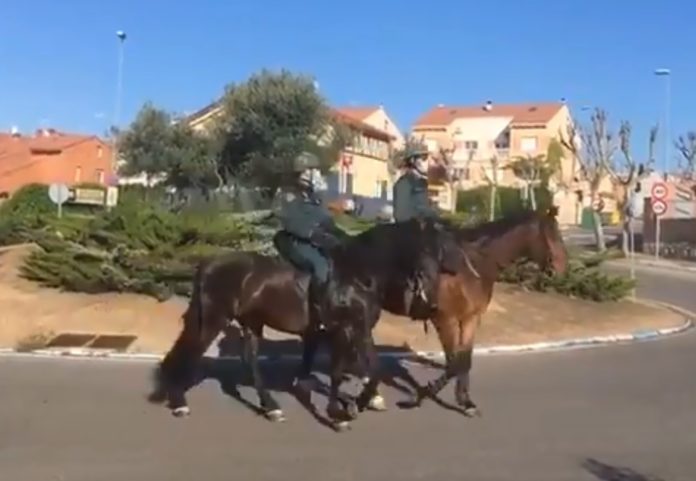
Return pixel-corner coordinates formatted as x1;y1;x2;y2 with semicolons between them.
370;206;568;414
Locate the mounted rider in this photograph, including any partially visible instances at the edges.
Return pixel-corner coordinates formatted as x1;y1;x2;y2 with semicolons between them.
392;144;466;317
273;152;348;323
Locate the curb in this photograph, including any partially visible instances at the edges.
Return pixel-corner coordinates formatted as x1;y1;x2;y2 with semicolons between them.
0;309;692;363
606;258;696;273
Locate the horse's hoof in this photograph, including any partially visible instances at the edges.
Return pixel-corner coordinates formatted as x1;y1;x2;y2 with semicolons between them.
345;401;359;420
464;406;482;418
397;398;423;410
264;409;286;423
172;406;191;417
367;395;387;412
333;421;351;432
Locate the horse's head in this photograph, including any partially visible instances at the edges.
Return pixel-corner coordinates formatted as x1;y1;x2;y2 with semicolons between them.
527;206;568;275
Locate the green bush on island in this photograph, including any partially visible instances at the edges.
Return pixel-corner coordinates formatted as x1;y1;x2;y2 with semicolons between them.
0;185;634;302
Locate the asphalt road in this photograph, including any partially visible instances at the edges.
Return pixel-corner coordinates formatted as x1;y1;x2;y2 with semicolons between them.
1;265;695;481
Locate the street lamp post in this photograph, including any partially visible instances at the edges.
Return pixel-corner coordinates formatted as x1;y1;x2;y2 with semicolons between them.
112;30;127;189
114;30;127;130
654;68;671;178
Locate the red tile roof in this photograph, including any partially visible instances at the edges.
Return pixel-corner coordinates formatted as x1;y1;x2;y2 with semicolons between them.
185;100;394;141
0;130;100;176
329;108;394;142
334;106;380;122
414;102;565;127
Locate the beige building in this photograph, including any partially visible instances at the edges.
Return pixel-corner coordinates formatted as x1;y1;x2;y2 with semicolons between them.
412;101;583;224
184;101;402;203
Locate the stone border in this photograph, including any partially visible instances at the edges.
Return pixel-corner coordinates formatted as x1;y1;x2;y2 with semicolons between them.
0;300;692;363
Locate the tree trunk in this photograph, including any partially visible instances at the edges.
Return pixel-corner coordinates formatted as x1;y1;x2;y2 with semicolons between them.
621;217;631;257
489;184;496;221
530;182;537;210
592;210;607;252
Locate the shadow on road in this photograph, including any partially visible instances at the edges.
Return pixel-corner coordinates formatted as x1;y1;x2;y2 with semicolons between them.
179;325;472;429
582;458;666;481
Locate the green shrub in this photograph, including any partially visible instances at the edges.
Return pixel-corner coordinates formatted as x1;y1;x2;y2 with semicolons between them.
16;193;266;300
0;184;55;219
456;185;552;219
498;257;635;302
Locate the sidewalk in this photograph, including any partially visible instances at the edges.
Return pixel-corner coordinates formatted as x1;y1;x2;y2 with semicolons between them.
607;253;696;273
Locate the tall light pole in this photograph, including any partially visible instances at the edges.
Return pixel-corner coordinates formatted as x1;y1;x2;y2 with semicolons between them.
112;30;127;185
654;68;671;178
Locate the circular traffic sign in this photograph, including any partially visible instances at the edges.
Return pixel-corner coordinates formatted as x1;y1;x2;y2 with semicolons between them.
48;183;70;205
651;182;668;200
652;198;667;216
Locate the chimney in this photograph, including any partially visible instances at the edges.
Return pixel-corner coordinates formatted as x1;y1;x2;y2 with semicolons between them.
484;100;493;112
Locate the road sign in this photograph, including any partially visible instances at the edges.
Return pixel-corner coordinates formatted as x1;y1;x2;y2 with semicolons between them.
48;183;70;205
651;182;668;200
652;199;667;216
48;183;70;219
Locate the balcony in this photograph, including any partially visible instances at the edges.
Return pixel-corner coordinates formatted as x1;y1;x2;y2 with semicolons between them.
494;147;510;159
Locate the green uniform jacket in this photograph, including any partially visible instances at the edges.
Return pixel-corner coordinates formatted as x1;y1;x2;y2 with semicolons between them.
275;189;332;240
392;170;438;222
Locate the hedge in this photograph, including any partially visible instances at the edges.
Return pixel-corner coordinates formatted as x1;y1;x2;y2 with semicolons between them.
0;184;634;303
456;185;552;220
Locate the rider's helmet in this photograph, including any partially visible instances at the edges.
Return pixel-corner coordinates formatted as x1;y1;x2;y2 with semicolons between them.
292;151;321;194
402;145;430;176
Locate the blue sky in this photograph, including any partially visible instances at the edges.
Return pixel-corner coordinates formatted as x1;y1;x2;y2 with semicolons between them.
1;0;694;168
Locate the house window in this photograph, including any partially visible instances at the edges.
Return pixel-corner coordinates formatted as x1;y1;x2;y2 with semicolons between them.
520;136;538;152
326;172;340;195
464;140;479;150
495;131;511;149
376;180;389;200
97;146;103;158
95;169;105;183
339;170;354;195
343;173;354;195
74;166;82;182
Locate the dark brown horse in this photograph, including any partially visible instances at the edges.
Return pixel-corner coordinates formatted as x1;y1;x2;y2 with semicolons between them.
148;219;441;430
356;206;568;414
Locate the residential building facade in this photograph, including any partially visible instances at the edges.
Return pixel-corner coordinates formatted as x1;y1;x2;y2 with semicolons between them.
183;101;402;214
0;129;113;196
411;101;582;223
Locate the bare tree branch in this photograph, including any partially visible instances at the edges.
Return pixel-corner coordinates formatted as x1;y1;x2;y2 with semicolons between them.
675;131;696;176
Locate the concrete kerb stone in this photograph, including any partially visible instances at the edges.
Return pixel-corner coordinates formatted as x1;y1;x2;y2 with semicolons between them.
607;258;696;273
0;300;693;364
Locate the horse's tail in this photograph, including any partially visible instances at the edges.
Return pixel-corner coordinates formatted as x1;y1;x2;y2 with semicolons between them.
146;261;206;405
188;262;206;340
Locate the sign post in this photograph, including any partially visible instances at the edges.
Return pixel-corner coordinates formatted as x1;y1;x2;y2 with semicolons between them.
625;191;637;299
48;183;70;219
650;182;668;259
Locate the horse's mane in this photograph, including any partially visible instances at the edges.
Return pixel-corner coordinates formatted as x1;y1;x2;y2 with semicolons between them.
330;221;419;273
454;209;541;243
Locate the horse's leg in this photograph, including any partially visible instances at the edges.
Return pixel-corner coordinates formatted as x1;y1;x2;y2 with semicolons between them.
242;326;285;422
292;326;323;394
326;334;357;432
454;315;481;417
151;314;222;417
411;312;461;406
355;334;386;412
